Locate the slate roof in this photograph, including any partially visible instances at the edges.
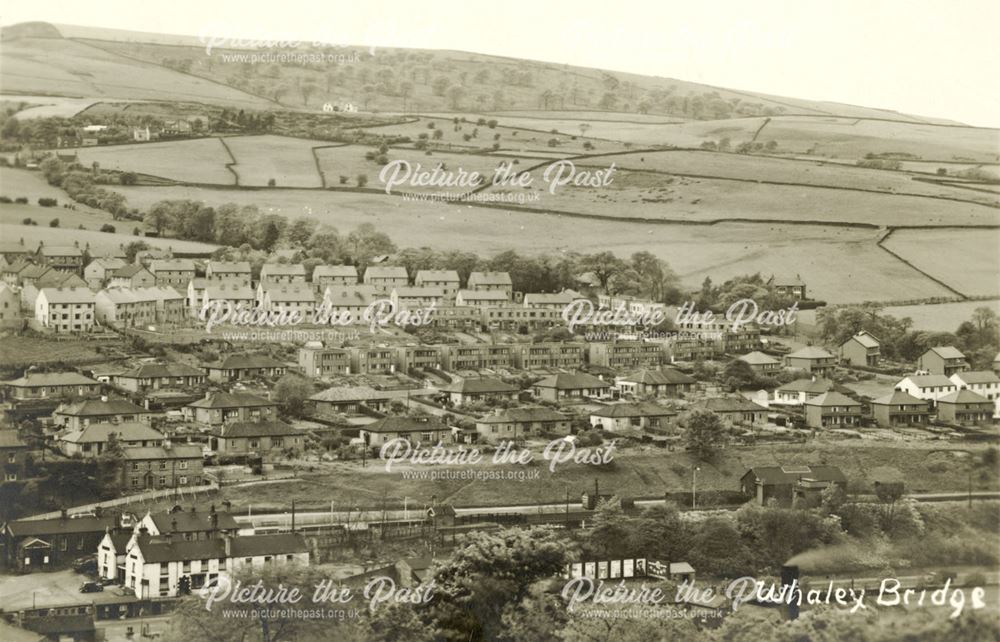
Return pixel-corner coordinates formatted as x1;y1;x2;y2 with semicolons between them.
59;422;164;444
899;375;955;388
309;386;390;402
704;397;767;413
39;287;95;304
415;269;459;283
477;407;569;424
147;510;239;533
804;391;862;407
926;346;966;359
871;390;927;406
533;373;611;390
205;355;286;370
938;389;992;404
618;368;696;385
591;402;677;418
216;420;300;439
149;259;195;272
362;416;450;434
442;377;519;394
6;515;117;537
313;265;358;279
952;371;1000;385
364;266;408;279
738;351;780;365
208;261;251;273
121;445;202;460
116;363;204;379
844;332;880;348
187;392;276;409
787;346;834;360
113;265;151;278
4;372;99;388
56;398;148;417
457;289;508;301
743;465;846;486
0;430;28;449
468;271;512;286
777;378;835;394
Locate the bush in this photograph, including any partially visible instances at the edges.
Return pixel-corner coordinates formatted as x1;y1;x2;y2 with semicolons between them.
38;197;57;207
14;197;28;204
48;218;60;228
339;175;349;184
100;224;116;233
267;178;276;187
0;196;11;203
21;217;33;225
356;174;368;187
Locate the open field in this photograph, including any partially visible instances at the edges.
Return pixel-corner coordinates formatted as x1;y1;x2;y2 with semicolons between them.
479;167;1000;227
110;184;956;303
0;203;116;230
0;336;107;368
72;138;235;184
152;440;1000;514
0;168;113;218
883;300;1000;332
224;135;323;188
1;94;102;119
0;37;275;108
574;150;1000;206
0;219;219;256
882;228;1000;298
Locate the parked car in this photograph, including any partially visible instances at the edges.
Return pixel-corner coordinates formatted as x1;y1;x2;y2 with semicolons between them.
80;581;104;593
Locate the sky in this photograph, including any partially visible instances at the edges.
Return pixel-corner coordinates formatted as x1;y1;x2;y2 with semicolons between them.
3;0;1000;128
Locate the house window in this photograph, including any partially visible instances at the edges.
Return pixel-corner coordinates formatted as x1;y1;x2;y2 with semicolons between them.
159;476;166;486
179;476;188;485
179;461;188;469
6;454;14;464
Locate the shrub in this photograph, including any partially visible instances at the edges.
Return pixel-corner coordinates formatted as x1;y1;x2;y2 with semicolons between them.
267;178;277;187
14;197;28;204
100;224;116;233
38;197;57;207
0;196;11;203
339;175;349;184
48;218;60;227
21;217;33;225
356;174;368;187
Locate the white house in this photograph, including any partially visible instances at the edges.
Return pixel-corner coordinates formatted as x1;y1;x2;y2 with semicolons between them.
895;374;958;405
950;370;1000;418
35;287;95;333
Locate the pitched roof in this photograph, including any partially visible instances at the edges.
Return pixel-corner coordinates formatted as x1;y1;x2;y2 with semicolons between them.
787;346;834;360
415;269;459;282
313;264;358;278
206;354;286;370
938;389;991;404
117;363;205;379
6;515;117;537
804;391;862;407
743;465;846;485
738;351;780;365
533;373;611;390
87;257;127;271
121;444;202;460
39;287;95;304
457;289;509;301
362;416;450;434
393;286;446;298
523;291;581;306
4;372;98;388
322;285;379;304
205;283;255;300
39;245;82;257
59;422;164;444
113;264;151;278
591;402;677;418
477;407;569;424
618;368;696;385
778;378;835;394
56;398;148;417
952;370;1000;385
442;377;519;394
0;430;28;449
364;266;408;279
208;261;251;273
704;397;767;413
216;420;300;439
261;264;306;277
187;392;276;409
148;510;239;533
261;283;316;302
469;271;512;286
900;374;955;388
35;271;85;288
925;346;966;359
149;259;195;272
844;332;880;348
871;390;927;406
309;385;390;402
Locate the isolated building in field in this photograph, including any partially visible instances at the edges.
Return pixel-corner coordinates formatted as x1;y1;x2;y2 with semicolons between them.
766;274;807;300
740;465;846;507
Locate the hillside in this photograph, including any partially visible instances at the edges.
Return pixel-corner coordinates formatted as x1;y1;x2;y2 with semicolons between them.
0;21;971;124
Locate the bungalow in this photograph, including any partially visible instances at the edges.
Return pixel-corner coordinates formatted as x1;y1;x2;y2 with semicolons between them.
121;442;204;490
148;259;196;288
615;368;696;398
737;351;781;374
113;363;206;393
204;354;287;382
259;263;306;285
94;288;157;328
414;270;460;298
918;346;968;376
124;532;308;598
456;289;509;308
185;392;278;427
363;266;409;292
205;261;251;285
84;257;127;287
785;346;835;376
390;286;446;311
53;398;154;431
109;265;156;289
532;373;612;402
57;422;165;457
740;465;846;507
804;392;863;428
839;331;881;367
309;386;391;414
2;514;117;571
35;287;95;333
467;271;513;298
209;420;303;455
312;264;359;287
2;372;101;400
771;378;837;406
895;374;957;404
870;390;930;428
936;389;994;425
590;402;677;432
474;407;571;444
441;377;520;406
703;397;767;425
359;416;452;451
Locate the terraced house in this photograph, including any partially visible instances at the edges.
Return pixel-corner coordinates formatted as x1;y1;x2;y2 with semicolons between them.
349;346;397;374
259;263;306;285
113;363;206;392
184;392;278;427
37;244;84;273
35;287;95;333
53;398;154;431
390;286;446;310
2;372;101;400
121;442;203;489
109;264;156;289
363;265;409;293
414;269;460;298
475;407;571;444
205;261;251;286
203;354;287;382
936;389;994;424
320;284;380;317
148;258;196;288
440;343;513;370
587;340;665;369
511;342;585;370
94;288;157;328
259;282;317;322
84;257;127;287
949;371;1000;402
895;374;958;405
298;344;352;377
467;271;513;298
456;289;509;308
312;264;358;287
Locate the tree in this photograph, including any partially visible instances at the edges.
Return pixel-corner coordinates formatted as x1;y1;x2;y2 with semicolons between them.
723;358;757;390
577;252;626;293
273;374;313;418
144;201;173;235
300;81;318;106
684;409;726;461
